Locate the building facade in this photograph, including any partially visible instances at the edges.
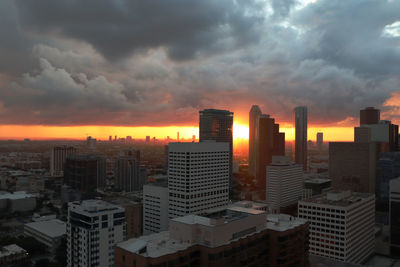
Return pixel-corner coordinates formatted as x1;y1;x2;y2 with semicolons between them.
64;154;106;193
249;105;262;177
360;107;380;125
316;133;323;151
66;200;126;267
50;146;76;176
266;156;303;213
24;219;66;252
329;142;378;193
167;142;229;219
298;191;375;264
114;150;143;192
143;181;169;235
390;177;400;255
199;109;233;195
294;106;308;171
115;207;309;267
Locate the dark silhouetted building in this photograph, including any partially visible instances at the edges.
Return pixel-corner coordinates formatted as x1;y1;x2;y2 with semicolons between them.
377;152;400;211
249;105;262;177
294;106;308;171
199;109;233;194
50;146;76;176
115;150;143;192
316;132;323;151
390;177;400;256
360;107;380;125
64;154;106;193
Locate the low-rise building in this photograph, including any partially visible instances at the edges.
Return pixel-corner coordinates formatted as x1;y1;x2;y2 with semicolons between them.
0;191;36;212
0;244;29;266
143;180;169;235
24;219;66;252
115;207;309;267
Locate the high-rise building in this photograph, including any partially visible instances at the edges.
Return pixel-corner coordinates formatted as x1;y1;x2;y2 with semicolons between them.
254;114;285;199
145;136;150;143
64;154;106;193
199;109;233;195
50;146;76;176
298;190;375;264
249;105;262;177
167;142;229;218
266;156;303;213
316;132;323;151
329;142;378;193
143;180;169;235
107;198;142;239
114;150;143;192
376;152;400;211
390;177;400;255
360;107;380;125
66;200;126;267
294;106;308;171
86;136;97;149
109;136;112;142
115;208;309;267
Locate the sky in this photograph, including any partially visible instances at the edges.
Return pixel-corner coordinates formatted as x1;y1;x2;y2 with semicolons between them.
0;0;399;140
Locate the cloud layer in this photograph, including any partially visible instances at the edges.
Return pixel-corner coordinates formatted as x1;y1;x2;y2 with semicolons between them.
0;0;399;126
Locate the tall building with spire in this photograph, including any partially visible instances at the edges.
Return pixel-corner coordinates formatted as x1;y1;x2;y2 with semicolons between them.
294;106;308;171
249;105;262;177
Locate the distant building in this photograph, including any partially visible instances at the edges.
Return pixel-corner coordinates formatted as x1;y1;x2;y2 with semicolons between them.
145;136;150;143
329;142;378;193
294;106;308;171
143;180;169;235
50;146;76;176
360;107;380;125
249;105;262;177
24;219;66;252
298;190;375;264
0;244;28;266
390;177;400;255
316;132;323;151
114;150;143;192
86;136;97;149
64;154;106;193
0;191;36;213
168;142;229;219
16;177;45;193
199;109;234;196
115;207;309;267
67;200;126;267
266;156;303;213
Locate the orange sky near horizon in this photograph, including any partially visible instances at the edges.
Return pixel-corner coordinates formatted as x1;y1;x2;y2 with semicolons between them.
0;123;355;142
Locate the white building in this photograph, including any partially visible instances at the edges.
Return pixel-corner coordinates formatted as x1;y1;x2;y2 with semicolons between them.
167;142;229;218
50;146;76;176
143;181;169;235
67;200;126;267
24;219;66;252
266;156;303;213
298;190;375;264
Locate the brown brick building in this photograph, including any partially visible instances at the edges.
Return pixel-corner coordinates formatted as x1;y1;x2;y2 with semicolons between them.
115;208;309;267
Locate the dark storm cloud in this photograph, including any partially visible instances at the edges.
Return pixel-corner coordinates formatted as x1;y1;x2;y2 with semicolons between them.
0;0;400;126
15;0;264;61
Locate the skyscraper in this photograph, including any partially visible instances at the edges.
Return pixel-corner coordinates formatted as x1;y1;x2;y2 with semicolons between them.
316;132;323;151
167;142;229;218
199;109;233;194
294;106;308;171
360;107;380;125
249;105;262;177
390;177;400;255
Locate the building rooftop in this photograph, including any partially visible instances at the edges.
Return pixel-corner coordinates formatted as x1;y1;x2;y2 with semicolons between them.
232;200;268;210
0;244;27;258
266;214;308;232
304;178;331;185
299;190;374;207
117;232;191;258
69;199;124;215
0;191;35;200
24;219;66;238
